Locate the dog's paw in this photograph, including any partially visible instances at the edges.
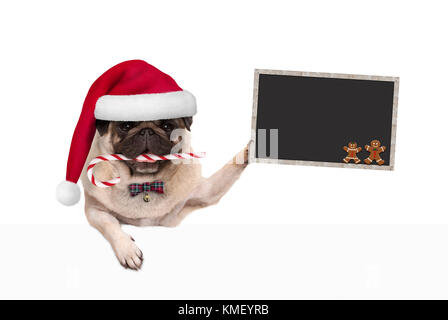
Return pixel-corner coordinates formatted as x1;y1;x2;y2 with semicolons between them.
230;141;252;166
112;235;144;270
243;140;253;164
240;140;253;165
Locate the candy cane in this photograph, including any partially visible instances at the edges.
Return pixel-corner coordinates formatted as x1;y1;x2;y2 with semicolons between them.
87;152;206;188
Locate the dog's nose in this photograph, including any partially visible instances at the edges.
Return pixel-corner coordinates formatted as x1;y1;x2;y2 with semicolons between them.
139;128;154;136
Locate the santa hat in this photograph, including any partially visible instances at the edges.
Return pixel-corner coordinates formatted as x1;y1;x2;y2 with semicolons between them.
56;60;197;206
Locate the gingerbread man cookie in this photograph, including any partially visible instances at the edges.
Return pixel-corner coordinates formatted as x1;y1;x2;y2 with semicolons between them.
343;142;362;164
364;139;386;165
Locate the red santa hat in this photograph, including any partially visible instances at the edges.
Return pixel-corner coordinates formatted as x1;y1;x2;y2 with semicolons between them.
56;60;197;206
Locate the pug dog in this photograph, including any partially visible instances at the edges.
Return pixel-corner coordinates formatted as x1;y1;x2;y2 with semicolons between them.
81;116;248;270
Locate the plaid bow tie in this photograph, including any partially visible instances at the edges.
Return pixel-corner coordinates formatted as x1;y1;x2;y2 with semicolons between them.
128;181;164;197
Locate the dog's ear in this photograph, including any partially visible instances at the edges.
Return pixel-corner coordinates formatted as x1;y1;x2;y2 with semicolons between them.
95;119;110;136
183;117;193;131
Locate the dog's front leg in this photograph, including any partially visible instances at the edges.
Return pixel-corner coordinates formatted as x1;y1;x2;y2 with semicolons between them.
85;199;143;270
188;144;249;208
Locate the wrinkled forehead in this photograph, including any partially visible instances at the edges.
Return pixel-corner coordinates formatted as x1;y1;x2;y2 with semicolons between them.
111;119;185;129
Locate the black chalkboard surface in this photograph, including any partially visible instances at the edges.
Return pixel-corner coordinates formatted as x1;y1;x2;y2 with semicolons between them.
250;70;399;170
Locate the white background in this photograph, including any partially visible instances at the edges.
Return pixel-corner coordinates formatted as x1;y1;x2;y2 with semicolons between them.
0;0;447;299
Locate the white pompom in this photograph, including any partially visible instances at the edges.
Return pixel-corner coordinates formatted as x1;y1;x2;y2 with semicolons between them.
56;181;81;206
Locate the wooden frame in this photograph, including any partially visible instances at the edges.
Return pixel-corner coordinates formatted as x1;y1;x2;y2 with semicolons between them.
249;69;400;170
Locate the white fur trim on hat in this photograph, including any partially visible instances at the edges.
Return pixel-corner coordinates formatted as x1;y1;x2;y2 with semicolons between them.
94;90;197;121
56;181;81;206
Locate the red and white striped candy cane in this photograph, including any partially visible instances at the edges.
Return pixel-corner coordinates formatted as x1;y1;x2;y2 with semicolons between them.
87;152;206;188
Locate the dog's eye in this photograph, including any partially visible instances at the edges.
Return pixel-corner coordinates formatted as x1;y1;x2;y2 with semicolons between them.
120;122;134;132
161;123;173;131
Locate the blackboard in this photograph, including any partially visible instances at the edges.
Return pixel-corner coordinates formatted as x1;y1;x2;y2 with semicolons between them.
250;70;399;170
